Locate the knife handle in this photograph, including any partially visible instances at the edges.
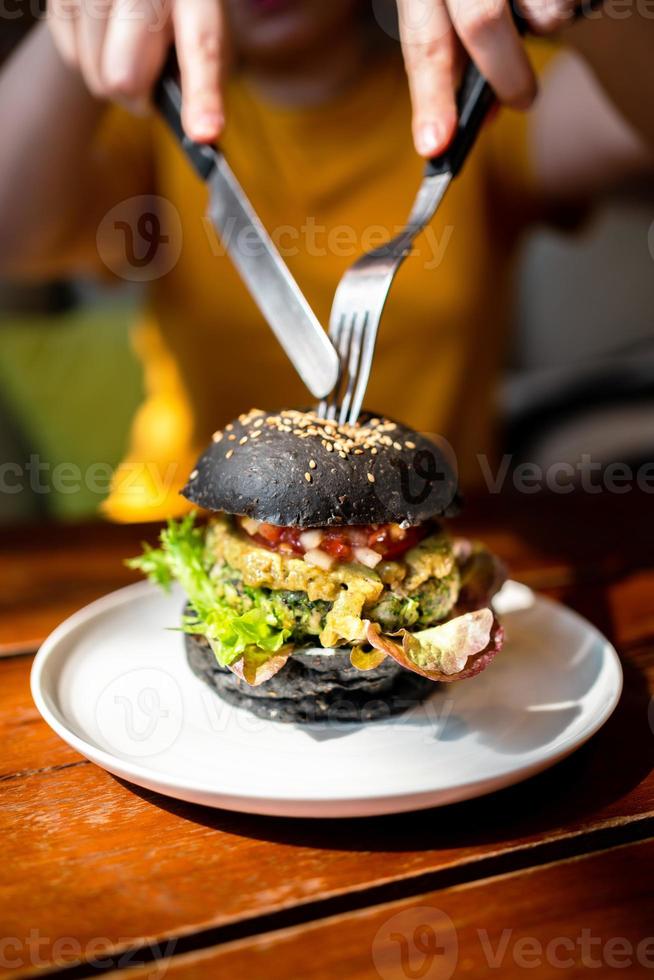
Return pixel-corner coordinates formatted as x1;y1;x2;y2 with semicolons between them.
426;0;528;179
154;59;217;182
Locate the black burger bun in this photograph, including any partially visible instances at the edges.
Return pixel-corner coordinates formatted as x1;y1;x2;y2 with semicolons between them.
184;630;434;724
182;408;459;527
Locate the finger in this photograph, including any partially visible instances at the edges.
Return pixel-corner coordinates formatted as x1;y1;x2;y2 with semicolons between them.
172;0;226;143
48;0;81;69
102;0;172;110
445;0;537;108
77;0;111;97
397;0;460;157
519;0;578;34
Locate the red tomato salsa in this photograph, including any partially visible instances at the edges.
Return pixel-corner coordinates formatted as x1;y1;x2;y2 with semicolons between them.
237;517;429;563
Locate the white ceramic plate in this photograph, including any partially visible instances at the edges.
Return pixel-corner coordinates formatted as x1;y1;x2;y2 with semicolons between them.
31;581;622;818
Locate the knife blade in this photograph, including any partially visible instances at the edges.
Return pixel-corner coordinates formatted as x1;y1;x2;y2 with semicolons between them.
155;72;339;400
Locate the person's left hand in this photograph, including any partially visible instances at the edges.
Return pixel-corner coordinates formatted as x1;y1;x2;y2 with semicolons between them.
396;0;577;157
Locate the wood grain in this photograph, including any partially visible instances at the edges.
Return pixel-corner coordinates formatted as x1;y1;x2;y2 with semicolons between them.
0;522;157;656
112;839;654;980
2;491;653;977
1;579;652;976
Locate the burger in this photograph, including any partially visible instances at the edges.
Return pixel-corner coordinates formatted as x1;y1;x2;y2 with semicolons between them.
129;409;506;723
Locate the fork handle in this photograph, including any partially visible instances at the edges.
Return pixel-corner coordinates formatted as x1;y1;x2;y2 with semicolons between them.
426;1;529;179
425;65;495;179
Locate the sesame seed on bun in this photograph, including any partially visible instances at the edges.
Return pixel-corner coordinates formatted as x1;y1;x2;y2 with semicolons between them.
182;409;459;527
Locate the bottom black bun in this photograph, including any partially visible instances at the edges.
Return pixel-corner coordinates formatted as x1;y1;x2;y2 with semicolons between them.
184;632;434;724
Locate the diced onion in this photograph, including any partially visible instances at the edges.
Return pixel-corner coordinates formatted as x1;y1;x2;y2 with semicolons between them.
241;517;260;537
299;529;323;550
304;548;334;571
354;546;382;569
349;527;370;546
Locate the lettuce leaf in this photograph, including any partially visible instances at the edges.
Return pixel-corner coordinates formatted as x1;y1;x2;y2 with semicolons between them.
128;516;505;687
366;608;503;682
227;646;293;686
349;646;387;671
454;540;507;612
127;514;290;668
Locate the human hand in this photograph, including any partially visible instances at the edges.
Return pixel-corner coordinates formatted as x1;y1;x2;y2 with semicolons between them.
396;0;577;157
48;0;227;143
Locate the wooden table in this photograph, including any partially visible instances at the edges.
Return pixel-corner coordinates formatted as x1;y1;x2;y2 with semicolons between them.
2;490;653;979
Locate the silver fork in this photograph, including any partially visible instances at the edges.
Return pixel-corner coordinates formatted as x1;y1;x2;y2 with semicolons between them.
318;59;496;426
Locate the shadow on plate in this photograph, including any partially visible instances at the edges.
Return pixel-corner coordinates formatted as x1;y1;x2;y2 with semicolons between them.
115;646;651;856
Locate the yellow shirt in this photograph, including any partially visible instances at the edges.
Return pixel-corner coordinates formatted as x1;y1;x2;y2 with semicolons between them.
102;47;552;523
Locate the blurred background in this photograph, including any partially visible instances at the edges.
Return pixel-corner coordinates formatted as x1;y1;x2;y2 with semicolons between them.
2;10;653;524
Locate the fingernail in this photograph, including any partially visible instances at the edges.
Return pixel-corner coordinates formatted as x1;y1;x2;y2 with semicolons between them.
415;122;446;157
191;112;222;142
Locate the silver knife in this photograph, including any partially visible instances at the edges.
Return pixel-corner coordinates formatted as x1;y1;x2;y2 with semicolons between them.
155;71;339;400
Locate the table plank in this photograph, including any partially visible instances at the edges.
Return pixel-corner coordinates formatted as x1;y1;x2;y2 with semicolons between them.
2;570;652;978
0;523;157;656
113;840;654;980
2;491;653;977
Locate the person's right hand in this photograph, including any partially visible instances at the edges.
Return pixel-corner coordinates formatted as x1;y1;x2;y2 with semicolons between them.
48;0;228;143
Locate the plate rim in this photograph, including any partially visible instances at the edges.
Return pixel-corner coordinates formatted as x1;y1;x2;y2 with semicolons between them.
30;580;624;817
